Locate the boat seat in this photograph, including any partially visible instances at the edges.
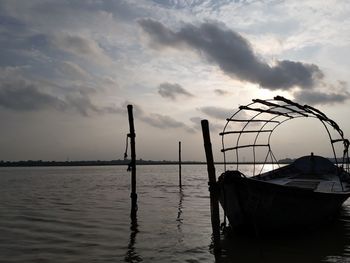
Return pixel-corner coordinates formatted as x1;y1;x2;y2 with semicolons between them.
316;181;336;192
285;180;320;190
290;173;330;180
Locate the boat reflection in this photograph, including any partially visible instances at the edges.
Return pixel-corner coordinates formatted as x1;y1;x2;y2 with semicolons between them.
215;205;350;263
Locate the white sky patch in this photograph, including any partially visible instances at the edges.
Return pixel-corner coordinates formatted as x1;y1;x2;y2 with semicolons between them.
158;82;194;100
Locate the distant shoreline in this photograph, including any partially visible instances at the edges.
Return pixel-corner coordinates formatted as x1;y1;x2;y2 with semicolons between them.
0;159;294;167
1;157;344;167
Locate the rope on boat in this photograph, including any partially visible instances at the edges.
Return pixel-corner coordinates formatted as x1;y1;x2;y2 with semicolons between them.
124;135;129;160
221;182;227;232
124;134;133;171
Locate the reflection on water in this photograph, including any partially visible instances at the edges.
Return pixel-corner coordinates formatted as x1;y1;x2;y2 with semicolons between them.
255;163;281;175
1;165;350;263
124;217;142;263
214;164;350;262
216;206;350;263
176;189;184;245
177;189;184;225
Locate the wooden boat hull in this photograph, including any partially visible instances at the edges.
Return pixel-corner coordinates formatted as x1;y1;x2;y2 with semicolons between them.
215;97;350;233
218;172;350;232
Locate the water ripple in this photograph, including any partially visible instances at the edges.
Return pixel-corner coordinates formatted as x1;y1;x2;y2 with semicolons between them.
1;165;350;262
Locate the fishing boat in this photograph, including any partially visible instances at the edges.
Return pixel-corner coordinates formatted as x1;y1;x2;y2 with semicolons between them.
218;96;350;232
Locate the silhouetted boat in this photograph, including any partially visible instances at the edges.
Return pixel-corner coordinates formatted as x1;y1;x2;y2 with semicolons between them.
218;96;350;232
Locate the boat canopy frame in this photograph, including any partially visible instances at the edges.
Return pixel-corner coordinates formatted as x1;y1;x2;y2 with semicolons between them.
221;96;350;176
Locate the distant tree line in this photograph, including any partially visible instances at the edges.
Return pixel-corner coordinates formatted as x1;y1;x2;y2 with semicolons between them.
0;157;344;167
0;159;205;167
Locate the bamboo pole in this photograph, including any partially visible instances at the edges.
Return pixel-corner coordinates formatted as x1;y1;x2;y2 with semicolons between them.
127;105;137;219
201;120;221;253
179;141;182;188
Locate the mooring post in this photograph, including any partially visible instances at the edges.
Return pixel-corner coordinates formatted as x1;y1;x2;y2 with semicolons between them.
179;141;182;188
127;105;137;219
201;120;221;253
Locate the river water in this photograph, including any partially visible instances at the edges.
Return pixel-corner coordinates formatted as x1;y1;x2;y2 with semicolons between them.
0;165;350;263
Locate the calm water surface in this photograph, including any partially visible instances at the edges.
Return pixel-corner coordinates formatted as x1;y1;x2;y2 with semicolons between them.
1;165;350;262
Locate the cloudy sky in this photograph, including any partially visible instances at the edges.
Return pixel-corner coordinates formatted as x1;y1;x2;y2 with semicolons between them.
1;0;350;162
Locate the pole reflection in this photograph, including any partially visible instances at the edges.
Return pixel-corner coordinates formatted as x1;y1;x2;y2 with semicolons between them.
176;189;184;244
124;216;142;263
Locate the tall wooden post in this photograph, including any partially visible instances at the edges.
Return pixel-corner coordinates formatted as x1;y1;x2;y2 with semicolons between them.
127;105;137;219
179;141;182;188
201;120;221;253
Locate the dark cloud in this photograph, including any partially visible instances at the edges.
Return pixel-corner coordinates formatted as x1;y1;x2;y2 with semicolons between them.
141;113;194;132
190;116;223;132
139;19;323;90
64;93;101;116
118;101;195;132
0;77;122;117
0;11;110;67
214;89;230;96
0;31;57;69
60;93;125;116
26;34;51;50
54;35;95;55
189;117;202;130
158;82;193;100
33;0;144;22
0;31;110;66
50;34;111;65
0;69;195;130
58;61;90;80
198;106;232;119
0;15;26;31
118;101;144;117
0;81;65;111
293;90;350;105
151;0;206;9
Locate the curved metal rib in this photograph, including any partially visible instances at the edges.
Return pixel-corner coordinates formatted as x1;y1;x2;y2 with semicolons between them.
220;96;349;177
